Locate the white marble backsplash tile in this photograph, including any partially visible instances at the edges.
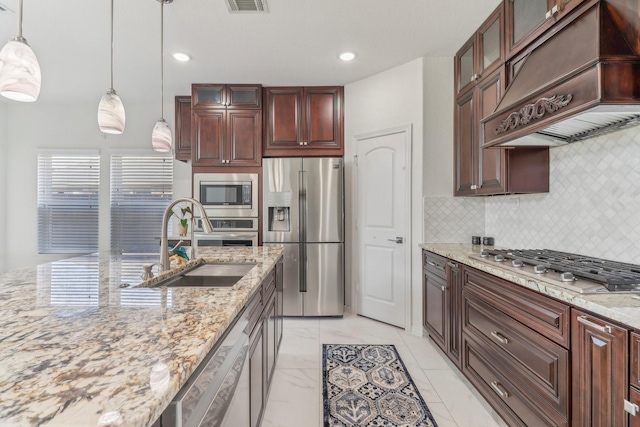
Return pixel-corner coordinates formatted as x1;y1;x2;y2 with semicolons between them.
423;196;485;243
485;127;640;263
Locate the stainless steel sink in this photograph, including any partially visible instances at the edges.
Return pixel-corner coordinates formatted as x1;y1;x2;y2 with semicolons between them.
184;262;256;277
149;262;257;288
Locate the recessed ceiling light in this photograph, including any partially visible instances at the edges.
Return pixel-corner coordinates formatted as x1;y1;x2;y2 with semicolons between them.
172;52;191;62
339;52;356;61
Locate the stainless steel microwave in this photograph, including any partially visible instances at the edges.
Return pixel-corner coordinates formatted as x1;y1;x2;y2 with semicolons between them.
193;173;258;218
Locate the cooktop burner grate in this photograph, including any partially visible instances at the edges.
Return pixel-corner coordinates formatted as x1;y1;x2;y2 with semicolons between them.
483;249;640;292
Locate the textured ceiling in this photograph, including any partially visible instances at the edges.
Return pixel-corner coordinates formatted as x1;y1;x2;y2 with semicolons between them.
0;0;501;104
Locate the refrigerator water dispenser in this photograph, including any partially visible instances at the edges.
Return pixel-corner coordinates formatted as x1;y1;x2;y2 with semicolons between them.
266;192;291;232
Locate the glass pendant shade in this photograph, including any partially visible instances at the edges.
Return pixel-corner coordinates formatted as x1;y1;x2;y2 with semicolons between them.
0;38;41;102
152;118;172;152
98;89;125;134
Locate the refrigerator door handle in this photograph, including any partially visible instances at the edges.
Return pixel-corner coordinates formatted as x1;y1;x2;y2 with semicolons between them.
298;170;307;243
300;244;307;293
298;170;307;293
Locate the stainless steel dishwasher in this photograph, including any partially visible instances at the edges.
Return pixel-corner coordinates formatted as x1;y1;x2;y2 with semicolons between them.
161;302;253;427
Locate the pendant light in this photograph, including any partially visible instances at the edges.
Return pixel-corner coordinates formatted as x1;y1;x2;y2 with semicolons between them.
152;0;173;152
0;0;41;102
98;0;126;134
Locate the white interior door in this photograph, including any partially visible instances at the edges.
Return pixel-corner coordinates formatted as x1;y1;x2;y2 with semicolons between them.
356;127;410;328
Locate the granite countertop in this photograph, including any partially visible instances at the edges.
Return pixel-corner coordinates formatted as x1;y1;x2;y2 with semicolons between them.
420;243;640;330
0;246;284;427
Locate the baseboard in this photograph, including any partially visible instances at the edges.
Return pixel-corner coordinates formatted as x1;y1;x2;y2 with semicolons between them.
411;324;427;337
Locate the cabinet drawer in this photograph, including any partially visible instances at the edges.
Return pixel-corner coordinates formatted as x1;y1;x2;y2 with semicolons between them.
463;291;570;418
463;334;569;427
463;266;570;348
632;333;640;389
630;387;640;427
424;251;447;279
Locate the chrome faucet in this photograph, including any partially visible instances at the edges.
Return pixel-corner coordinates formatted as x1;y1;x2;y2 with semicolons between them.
160;198;214;272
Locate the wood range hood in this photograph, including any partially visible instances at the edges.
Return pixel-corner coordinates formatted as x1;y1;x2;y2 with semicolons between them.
482;0;640;148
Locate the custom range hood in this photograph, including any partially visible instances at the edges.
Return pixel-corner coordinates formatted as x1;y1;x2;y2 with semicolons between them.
482;0;640;148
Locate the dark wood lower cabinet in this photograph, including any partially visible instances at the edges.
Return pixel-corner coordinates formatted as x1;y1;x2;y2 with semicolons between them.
248;265;282;427
423;252;462;368
572;308;629;427
422;250;639;427
462;332;567;427
275;259;284;350
424;269;447;350
265;289;277;388
629;387;640;427
249;319;265;427
446;260;462;368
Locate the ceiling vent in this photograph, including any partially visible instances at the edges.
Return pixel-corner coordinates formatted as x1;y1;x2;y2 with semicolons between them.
225;0;268;13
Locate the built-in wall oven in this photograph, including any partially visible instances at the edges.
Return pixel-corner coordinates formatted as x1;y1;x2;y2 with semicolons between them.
193;218;259;247
193;173;258;218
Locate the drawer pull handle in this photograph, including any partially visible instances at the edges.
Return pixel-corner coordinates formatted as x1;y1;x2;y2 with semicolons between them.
427;261;440;268
577;315;612;334
490;381;509;398
441;285;447;292
490;331;509;344
447;261;458;268
625;399;640;416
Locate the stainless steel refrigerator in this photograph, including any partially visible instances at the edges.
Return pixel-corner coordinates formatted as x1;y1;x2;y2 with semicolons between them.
263;157;344;316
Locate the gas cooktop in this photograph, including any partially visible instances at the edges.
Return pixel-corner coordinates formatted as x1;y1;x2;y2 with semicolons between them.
468;249;640;293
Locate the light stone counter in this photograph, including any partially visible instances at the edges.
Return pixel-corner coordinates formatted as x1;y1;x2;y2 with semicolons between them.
0;246;284;427
420;243;640;330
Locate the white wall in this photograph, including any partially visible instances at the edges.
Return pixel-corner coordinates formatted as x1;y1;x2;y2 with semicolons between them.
0;103;7;272
344;58;424;333
423;57;455;197
4;101;191;271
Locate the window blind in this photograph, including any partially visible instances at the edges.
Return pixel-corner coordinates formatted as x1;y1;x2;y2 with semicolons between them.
37;153;100;254
110;155;173;254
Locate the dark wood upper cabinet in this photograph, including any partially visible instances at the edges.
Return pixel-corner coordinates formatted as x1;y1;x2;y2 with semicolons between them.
192;84;262;109
192;109;261;167
174;96;192;162
226;110;262;166
455;66;548;196
455;4;504;95
506;0;587;59
263;86;343;157
454;2;550;196
476;69;505;195
192;109;225;165
190;84;262;169
454;87;476;196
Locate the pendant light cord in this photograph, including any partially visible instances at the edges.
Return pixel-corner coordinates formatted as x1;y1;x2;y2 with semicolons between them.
17;0;23;38
160;0;164;120
109;0;114;90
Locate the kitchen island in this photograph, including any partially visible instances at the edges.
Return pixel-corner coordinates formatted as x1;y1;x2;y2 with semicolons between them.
0;246;284;427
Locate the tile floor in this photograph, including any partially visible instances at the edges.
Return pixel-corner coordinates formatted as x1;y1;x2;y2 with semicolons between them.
262;312;509;427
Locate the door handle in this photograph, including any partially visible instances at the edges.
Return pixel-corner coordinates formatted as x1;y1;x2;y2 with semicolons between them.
387;237;403;244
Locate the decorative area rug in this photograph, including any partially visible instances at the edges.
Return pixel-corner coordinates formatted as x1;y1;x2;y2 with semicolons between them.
323;344;439;427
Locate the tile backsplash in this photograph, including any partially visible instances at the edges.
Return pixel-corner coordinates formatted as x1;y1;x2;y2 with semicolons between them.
423;196;485;244
425;126;640;264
